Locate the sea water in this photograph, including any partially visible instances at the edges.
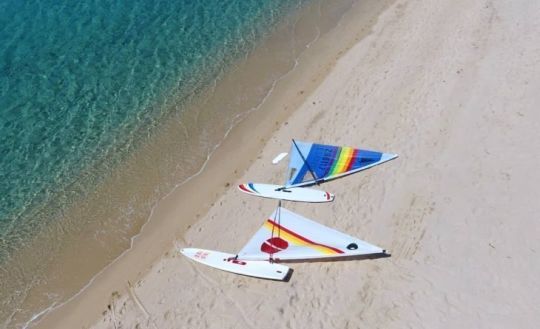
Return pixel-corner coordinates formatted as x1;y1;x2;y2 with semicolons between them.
0;0;316;326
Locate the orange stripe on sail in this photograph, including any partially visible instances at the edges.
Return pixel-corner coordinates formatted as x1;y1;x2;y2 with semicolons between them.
329;147;354;176
345;148;359;172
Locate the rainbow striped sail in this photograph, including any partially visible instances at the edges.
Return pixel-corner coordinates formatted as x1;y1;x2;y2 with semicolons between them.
238;207;384;261
285;140;397;187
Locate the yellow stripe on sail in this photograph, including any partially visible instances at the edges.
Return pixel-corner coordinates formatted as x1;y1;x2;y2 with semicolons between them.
263;221;340;255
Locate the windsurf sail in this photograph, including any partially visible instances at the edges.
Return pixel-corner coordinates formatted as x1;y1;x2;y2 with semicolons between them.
285;140;397;187
238;207;384;261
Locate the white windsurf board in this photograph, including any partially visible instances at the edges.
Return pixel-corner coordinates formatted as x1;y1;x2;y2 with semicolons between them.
272;152;288;164
180;248;290;281
238;183;334;203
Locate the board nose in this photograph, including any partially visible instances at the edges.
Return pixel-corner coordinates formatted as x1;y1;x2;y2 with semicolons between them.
178;247;196;257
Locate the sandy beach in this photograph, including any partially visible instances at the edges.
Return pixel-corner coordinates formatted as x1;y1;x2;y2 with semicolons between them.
35;0;540;328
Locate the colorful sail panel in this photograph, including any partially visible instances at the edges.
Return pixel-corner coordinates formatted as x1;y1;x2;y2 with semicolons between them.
285;140;397;187
238;207;384;261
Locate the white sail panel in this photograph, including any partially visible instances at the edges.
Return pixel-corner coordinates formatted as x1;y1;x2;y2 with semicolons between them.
238;207;383;261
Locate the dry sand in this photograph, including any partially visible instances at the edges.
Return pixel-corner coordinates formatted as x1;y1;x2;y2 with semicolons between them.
38;0;540;328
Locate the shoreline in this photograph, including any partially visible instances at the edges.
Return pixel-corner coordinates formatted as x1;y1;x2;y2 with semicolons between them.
32;1;394;328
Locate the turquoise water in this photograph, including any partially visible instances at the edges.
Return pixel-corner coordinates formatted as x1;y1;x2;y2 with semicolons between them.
0;0;311;325
0;0;305;258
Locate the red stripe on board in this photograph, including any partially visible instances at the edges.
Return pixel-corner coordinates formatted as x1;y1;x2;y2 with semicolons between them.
267;219;343;254
238;184;252;193
345;149;359;172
